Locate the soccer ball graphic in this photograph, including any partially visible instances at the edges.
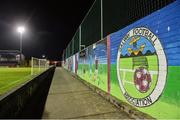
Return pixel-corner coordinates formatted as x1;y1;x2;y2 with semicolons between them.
134;67;152;93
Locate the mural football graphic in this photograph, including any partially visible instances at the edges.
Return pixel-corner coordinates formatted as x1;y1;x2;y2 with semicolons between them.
117;27;167;107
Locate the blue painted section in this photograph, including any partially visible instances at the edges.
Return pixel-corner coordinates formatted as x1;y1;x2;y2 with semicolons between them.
78;40;107;64
110;1;180;66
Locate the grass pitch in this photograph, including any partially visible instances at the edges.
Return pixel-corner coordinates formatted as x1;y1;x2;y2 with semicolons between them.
0;67;45;95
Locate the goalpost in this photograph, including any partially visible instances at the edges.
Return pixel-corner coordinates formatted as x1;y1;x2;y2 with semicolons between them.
31;57;49;75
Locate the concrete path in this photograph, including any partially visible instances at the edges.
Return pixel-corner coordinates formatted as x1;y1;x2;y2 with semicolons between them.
42;68;131;119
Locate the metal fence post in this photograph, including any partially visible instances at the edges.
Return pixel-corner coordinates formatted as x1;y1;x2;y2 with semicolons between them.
101;0;103;40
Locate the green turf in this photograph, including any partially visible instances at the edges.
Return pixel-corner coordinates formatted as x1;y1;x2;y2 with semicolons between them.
161;66;180;104
0;67;46;95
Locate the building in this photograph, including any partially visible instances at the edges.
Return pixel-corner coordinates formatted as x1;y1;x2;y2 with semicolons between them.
0;50;25;67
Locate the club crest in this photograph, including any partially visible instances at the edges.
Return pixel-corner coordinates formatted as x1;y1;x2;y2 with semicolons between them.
117;27;167;107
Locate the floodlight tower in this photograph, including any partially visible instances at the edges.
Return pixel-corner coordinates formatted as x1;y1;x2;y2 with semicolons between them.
17;26;25;62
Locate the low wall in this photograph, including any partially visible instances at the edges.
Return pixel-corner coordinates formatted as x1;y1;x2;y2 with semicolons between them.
0;67;55;118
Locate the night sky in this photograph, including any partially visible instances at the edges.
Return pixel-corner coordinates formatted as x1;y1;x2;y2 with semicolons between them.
0;0;94;60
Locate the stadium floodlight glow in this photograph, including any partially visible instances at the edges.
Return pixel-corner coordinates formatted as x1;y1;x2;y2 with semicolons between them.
17;26;25;34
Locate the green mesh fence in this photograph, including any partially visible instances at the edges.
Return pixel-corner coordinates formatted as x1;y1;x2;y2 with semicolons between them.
64;0;175;59
81;0;101;47
73;29;80;54
103;0;175;36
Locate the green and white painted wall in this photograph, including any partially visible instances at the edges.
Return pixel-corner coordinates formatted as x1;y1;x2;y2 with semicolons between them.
63;1;180;119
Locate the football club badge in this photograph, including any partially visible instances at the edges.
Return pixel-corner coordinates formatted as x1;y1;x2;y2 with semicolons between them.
117;27;167;107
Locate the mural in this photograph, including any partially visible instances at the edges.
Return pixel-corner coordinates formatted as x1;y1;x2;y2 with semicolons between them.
64;1;180;119
77;40;108;91
109;1;180;118
117;27;167;107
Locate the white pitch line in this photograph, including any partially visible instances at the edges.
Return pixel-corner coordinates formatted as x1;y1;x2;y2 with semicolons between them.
120;69;158;75
124;80;134;85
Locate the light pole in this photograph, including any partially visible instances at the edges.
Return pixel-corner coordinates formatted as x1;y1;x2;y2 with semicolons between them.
17;26;25;63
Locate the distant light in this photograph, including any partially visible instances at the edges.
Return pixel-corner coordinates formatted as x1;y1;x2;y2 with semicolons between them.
17;26;25;34
42;54;45;58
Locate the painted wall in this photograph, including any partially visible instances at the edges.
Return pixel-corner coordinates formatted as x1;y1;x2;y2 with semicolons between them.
77;39;108;92
63;1;180;119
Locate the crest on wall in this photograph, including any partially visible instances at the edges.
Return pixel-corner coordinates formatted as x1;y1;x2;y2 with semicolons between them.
117;27;167;107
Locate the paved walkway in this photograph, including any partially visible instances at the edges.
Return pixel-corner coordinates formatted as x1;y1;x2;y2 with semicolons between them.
42;68;131;119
